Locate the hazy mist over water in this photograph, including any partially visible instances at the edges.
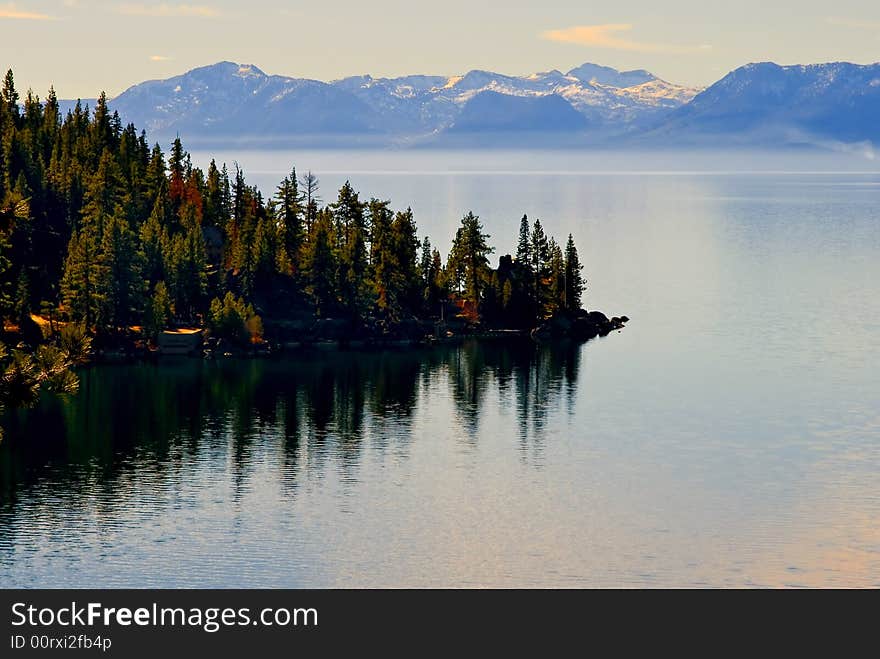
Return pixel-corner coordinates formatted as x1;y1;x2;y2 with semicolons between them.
1;149;878;587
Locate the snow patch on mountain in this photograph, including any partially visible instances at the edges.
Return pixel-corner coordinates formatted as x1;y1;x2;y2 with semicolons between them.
100;61;701;142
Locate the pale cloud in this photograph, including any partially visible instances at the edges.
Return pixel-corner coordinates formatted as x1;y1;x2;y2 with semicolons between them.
541;24;710;54
149;55;172;61
116;4;220;18
825;17;880;30
0;2;57;20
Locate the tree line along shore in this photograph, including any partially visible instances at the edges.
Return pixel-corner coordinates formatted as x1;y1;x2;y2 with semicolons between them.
0;70;626;427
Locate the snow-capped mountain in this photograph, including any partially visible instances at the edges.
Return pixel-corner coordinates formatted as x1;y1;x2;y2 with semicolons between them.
107;62;383;138
332;64;700;133
91;61;700;144
63;60;880;148
644;61;880;146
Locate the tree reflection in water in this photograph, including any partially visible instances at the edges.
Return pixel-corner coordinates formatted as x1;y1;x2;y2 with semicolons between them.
0;339;582;507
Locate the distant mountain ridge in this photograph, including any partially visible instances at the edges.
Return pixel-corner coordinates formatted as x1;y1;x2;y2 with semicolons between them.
57;60;880;148
66;61;699;145
639;61;880;147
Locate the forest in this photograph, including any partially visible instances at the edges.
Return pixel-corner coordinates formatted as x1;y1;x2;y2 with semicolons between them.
0;69;596;340
0;69;623;425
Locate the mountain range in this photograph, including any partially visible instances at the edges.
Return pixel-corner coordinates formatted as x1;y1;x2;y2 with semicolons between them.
60;60;880;148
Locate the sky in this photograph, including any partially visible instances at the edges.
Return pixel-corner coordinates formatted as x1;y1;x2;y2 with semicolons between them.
1;0;879;98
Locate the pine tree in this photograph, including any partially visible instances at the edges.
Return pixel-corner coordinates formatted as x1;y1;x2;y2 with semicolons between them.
299;170;320;235
251;216;276;290
89;92;115;161
167;226;207;323
81;149;126;237
204;159;225;228
530;218;549;316
301;209;336;317
274;167;302;275
208;291;261;346
547;238;564;314
2;70;20;127
332;182;368;317
144;280;172;339
516;214;531;267
60;229;107;330
419;237;433;290
144;144;166;209
430;248;444;303
139;186;170;287
447;212;493;313
99;212;144;331
564;233;585;311
392;207;420;315
368;198;395;313
168;137;186;208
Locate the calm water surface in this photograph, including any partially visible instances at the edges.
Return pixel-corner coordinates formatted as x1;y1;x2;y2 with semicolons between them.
1;150;879;587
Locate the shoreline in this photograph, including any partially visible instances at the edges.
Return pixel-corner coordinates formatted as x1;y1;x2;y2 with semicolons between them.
86;309;629;363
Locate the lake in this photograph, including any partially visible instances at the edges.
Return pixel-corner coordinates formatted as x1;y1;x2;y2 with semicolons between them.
2;149;879;587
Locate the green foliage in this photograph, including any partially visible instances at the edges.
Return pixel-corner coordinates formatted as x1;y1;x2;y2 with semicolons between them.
60;228;106;329
564;233;586;311
301;209;337;317
0;329;89;441
144;281;172;340
447;212;493;311
167;227;207;323
516;214;531;270
547;238;565;315
530;218;550;316
99;212;144;330
332;181;368;318
1;67;592;353
208;292;261;346
274;167;302;274
58;323;93;366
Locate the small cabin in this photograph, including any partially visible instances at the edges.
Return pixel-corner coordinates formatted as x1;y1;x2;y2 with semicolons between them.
158;328;203;355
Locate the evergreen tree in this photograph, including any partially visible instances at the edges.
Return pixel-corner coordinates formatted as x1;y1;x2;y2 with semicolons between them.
89;93;112;155
299;170;320;235
208;292;262;346
251;216;276;290
99;212;144;330
392;208;420;314
168;137;186;208
530;218;550;316
419;237;432;290
332;182;368;317
144;280;172;339
301;209;336;317
60;228;106;330
564;233;585;311
2;70;21;127
516;214;531;267
204;159;226;228
547;238;564;314
139;186;171;287
447;212;493;312
167;227;207;323
274;167;302;274
368;198;396;313
81;149;126;236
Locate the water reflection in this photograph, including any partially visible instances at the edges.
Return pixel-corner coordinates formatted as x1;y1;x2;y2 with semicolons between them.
0;339;581;510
